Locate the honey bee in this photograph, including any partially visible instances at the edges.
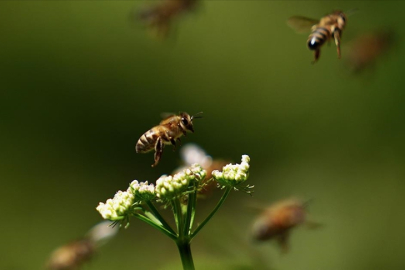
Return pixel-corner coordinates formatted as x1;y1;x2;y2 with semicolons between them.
138;0;198;39
288;10;349;63
251;198;317;253
136;112;202;167
46;221;118;270
344;30;395;73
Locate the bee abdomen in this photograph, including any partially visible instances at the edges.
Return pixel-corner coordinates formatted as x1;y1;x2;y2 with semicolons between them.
307;27;330;50
136;129;158;153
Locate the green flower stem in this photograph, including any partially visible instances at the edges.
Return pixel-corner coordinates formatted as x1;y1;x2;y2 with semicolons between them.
176;240;195;270
191;187;232;239
133;213;177;241
184;190;197;236
146;201;176;236
189;191;197;232
172;199;185;236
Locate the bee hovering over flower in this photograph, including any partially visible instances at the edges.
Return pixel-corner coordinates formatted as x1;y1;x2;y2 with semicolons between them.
137;0;198;39
46;221;118;270
136;112;202;167
251;198;319;253
288;10;354;63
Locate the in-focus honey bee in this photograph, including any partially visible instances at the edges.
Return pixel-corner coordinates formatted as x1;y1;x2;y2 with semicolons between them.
46;221;118;270
251;198;318;253
138;0;198;39
288;10;350;63
136;112;202;167
344;30;395;73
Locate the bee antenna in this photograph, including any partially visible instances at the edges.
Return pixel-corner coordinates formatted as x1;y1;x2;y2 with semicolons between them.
302;198;314;209
345;8;359;16
191;111;203;120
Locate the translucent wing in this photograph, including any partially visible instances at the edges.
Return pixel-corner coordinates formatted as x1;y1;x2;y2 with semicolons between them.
160;112;176;119
287;16;319;34
345;8;359;17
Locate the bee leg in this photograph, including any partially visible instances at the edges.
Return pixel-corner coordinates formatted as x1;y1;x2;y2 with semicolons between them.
312;49;320;64
277;232;290;254
305;220;322;229
170;138;177;151
334;30;341;58
152;137;163;167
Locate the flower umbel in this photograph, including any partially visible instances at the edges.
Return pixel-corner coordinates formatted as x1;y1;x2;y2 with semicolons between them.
212;155;250;188
95;151;252;270
96;189;135;221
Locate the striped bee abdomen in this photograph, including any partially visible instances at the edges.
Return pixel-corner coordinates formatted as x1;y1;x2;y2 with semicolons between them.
136;128;159;153
307;27;330;50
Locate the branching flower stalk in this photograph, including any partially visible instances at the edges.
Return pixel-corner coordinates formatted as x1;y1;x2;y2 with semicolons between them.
96;155;252;270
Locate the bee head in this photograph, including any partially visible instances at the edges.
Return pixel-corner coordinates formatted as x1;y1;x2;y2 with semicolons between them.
179;112;194;133
336;11;347;29
179;112;203;133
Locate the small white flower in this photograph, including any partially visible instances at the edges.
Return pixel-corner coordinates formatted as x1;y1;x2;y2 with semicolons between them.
155;164;206;200
130;180;156;201
96;190;135;221
212;155;250;188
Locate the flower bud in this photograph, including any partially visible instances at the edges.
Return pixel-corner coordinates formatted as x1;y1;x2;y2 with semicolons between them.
130;180;156;202
212;155;250;188
96;190;135;221
155;164;206;201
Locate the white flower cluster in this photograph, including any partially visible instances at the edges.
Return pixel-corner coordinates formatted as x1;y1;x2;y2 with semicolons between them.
130;180;156;201
96;165;207;219
188;163;207;181
96;189;135;221
212;155;250;187
156;164;207;200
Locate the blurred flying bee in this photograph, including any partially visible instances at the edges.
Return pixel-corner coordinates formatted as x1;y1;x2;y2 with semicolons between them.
136;112;202;167
137;0;198;39
288;10;351;63
344;30;395;73
251;198;318;253
177;143;229;196
46;239;94;270
46;221;118;270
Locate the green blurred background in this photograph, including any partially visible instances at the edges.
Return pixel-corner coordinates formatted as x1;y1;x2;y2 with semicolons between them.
1;1;405;269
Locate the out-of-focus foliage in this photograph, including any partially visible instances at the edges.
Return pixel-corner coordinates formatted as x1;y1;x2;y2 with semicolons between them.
1;1;404;270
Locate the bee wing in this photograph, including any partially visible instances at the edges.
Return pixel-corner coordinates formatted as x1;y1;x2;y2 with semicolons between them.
86;220;119;246
287;16;319;34
345;8;359;17
160;112;176;119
